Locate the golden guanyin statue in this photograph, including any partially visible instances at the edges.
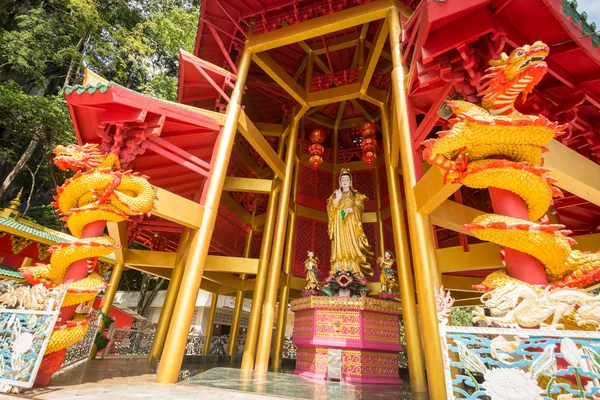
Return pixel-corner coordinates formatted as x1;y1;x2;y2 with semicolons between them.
327;168;374;278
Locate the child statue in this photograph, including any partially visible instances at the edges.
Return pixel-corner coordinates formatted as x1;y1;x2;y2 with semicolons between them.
304;251;320;292
378;250;397;293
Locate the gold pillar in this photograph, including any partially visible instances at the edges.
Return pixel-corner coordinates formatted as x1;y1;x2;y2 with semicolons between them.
148;229;192;364
380;105;427;392
202;293;219;355
387;8;446;399
254;110;300;374
228;228;254;357
20;257;32;267
271;158;299;372
155;27;254;383
373;165;386;256
240;186;281;370
89;261;124;360
272;277;291;372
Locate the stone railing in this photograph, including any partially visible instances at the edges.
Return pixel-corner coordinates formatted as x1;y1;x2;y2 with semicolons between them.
440;325;600;399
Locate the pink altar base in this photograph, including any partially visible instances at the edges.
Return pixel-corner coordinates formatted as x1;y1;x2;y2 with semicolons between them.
290;296;403;384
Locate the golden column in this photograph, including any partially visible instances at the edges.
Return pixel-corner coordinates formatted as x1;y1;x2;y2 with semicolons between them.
240;185;281;370
148;229;192;364
373;164;386;256
155;27;254;383
387;9;447;399
271;158;300;372
89;260;124;360
254;111;301;374
227;228;254;357
380;105;427;393
202;293;219;355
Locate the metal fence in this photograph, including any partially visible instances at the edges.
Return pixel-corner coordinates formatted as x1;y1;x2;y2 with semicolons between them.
99;329;298;359
60;313;100;370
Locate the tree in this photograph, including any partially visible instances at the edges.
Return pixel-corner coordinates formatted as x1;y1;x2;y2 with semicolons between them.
0;81;75;204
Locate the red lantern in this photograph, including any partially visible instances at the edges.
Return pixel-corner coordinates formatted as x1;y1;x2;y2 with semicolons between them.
309;129;327;170
359;122;378;168
362;151;377;168
360;137;378;153
308;143;324;156
309;155;323;170
359;122;377;138
310;129;326;144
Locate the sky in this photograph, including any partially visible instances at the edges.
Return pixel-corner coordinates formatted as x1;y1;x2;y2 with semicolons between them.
578;0;600;28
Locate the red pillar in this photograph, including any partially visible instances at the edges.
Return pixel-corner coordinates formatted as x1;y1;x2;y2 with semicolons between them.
489;187;548;285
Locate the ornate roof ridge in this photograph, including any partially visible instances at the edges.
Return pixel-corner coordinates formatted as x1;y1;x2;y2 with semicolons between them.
563;0;600;48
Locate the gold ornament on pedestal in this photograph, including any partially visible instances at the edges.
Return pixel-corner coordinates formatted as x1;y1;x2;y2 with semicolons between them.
326;168;374;278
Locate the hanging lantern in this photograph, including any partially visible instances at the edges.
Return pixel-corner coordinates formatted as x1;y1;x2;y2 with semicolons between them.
362;151;377;168
359;122;378;168
309;129;326;170
359;122;377;138
310;129;326;144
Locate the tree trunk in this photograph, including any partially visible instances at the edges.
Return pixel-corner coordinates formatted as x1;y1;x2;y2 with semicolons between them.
136;274;150;313
139;278;165;318
0;137;39;201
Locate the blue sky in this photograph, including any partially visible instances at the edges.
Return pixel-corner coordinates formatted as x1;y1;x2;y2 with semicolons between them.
578;0;600;27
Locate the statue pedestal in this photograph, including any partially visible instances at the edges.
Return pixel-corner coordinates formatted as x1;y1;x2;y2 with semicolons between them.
290;296;403;384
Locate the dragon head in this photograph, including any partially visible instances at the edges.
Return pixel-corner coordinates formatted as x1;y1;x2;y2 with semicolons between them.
480;41;549;113
53;143;105;171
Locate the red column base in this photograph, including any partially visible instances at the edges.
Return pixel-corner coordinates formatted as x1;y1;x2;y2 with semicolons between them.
34;349;68;387
489;187;548;285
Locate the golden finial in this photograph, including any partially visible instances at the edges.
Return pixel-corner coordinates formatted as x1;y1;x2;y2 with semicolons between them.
8;188;23;211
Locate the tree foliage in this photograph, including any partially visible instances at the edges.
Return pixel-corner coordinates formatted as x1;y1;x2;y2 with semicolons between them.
0;0;199;211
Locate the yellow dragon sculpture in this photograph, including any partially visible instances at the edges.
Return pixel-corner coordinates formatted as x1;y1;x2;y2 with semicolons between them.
20;143;154;385
422;41;600;292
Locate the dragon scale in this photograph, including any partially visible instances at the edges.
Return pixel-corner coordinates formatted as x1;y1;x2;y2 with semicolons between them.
20;143;154;384
422;42;600;292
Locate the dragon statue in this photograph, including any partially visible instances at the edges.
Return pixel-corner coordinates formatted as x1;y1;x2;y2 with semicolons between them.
422;41;600;293
19;143;154;385
472;283;600;329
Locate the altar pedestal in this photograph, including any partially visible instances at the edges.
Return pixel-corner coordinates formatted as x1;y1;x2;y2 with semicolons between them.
290;296;402;384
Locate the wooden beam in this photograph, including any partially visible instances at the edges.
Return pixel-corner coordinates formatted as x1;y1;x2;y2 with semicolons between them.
307;82;360;107
247;0;394;53
339;116;368;130
252;52;307;105
441;275;482;292
152;186;204;228
223;177;273;193
437;243;502;274
125;249;176;268
203;272;244;290
204;255;259;274
545;140;600;207
350;99;375;122
220;192;253;225
414;167;462;215
360;85;386;107
238;110;286;178
306;114;336;129
311;32;361;55
360;19;389;94
107;221;128;263
130;266;173;280
255;122;283;137
429;200;485;234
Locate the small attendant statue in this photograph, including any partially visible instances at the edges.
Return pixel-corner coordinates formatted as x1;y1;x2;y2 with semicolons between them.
378;250;397;293
304;251;320;292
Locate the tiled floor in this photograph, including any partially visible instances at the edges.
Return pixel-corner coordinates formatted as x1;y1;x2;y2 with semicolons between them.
6;358;425;400
185;367;421;400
